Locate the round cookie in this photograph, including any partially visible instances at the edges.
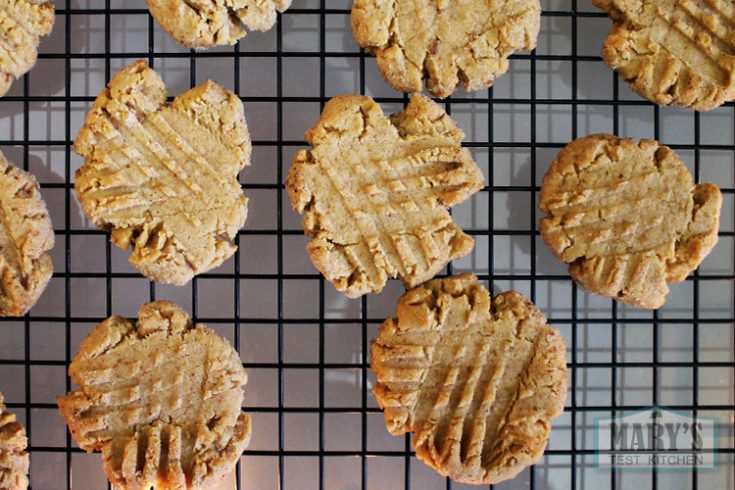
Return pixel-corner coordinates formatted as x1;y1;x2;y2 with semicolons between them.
352;0;541;98
0;0;55;97
74;60;250;286
593;0;735;111
372;274;567;484
287;93;485;298
57;301;251;490
147;0;292;49
540;134;722;309
0;151;54;317
0;392;29;490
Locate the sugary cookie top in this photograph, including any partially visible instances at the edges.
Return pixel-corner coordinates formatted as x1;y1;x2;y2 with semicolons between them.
540;134;722;308
147;0;292;48
287;94;485;297
352;0;541;97
74;60;250;286
372;274;567;484
58;301;250;490
0;392;29;490
594;0;735;110
0;0;55;97
0;151;54;317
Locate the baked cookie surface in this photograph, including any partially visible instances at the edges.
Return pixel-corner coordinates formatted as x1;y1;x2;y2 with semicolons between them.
0;0;54;97
57;301;251;490
540;134;722;309
352;0;540;98
74;60;250;286
147;0;292;48
287;94;485;298
594;0;735;110
0;393;29;490
0;151;54;317
372;274;567;484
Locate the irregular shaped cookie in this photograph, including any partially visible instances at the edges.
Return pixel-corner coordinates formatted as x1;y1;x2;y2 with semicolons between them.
594;0;735;111
147;0;292;49
372;274;567;484
0;393;29;490
540;134;722;309
352;0;541;98
57;301;251;490
287;94;485;298
0;151;54;317
0;0;54;97
75;60;250;286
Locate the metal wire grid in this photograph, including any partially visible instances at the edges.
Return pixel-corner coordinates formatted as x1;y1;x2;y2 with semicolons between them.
0;0;733;488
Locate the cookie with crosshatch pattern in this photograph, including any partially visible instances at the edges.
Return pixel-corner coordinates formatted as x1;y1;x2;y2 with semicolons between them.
286;93;485;298
539;134;722;309
74;60;250;286
57;301;251;490
0;392;29;490
0;0;55;97
593;0;735;111
0;150;54;317
351;0;541;98
146;0;292;49
372;274;567;484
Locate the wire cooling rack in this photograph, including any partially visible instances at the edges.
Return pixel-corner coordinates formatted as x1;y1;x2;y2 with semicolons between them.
0;0;733;489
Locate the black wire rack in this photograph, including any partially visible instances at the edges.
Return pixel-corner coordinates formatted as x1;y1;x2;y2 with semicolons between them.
0;0;733;489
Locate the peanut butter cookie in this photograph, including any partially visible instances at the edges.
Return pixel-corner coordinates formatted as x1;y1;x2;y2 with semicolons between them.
540;134;722;309
0;0;54;97
287;94;485;298
594;0;735;111
74;61;250;286
0;151;54;317
58;301;251;490
352;0;541;98
147;0;292;49
0;393;29;490
372;274;567;484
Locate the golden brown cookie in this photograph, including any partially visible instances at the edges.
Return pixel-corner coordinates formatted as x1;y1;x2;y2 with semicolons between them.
287;94;485;298
372;274;567;484
594;0;735;111
540;134;722;309
0;151;54;317
0;0;54;97
57;301;251;490
74;60;250;286
352;0;541;98
0;392;29;490
146;0;292;49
